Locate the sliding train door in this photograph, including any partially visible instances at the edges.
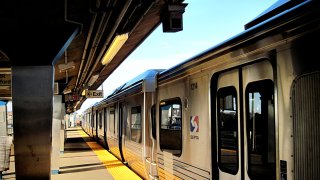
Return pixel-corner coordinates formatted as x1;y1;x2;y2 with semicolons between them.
106;105;122;159
212;60;276;180
242;60;276;180
214;68;241;180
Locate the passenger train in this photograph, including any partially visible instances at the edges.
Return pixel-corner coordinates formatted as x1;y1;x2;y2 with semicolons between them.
82;1;320;179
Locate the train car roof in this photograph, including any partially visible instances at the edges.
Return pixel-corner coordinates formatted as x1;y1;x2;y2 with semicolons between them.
159;0;315;80
113;69;164;95
245;0;290;29
95;69;164;106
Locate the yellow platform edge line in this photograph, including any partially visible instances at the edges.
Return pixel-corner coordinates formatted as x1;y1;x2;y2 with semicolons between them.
78;130;142;180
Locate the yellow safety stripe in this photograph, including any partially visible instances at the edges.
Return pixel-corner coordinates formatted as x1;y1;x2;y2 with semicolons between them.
78;130;142;180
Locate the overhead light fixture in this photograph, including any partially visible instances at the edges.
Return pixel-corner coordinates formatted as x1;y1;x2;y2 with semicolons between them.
63;88;72;94
101;33;129;65
87;74;99;86
58;61;75;72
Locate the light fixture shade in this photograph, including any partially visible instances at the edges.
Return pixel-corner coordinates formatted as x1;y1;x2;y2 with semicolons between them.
101;33;129;65
58;61;75;72
87;74;99;86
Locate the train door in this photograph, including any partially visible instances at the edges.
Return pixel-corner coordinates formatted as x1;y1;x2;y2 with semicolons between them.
107;104;123;160
211;60;276;180
98;111;103;143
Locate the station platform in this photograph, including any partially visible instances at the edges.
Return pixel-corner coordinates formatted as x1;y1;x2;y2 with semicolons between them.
1;127;142;180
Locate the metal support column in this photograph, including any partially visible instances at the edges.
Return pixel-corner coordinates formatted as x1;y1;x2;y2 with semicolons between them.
12;66;53;179
0;101;7;136
60;103;66;154
51;95;62;174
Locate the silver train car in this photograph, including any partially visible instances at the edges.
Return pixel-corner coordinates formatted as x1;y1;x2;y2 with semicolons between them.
82;1;320;179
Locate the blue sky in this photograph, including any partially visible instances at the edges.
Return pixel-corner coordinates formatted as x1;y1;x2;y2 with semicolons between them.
77;0;278;113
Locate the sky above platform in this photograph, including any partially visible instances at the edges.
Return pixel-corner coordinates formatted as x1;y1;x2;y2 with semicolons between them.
77;0;278;114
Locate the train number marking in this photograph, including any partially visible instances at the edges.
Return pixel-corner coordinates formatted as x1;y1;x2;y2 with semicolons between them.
191;82;198;90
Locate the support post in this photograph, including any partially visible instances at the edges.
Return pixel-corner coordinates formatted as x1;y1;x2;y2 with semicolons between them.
60;103;66;154
0;101;7;136
12;66;53;179
51;95;62;174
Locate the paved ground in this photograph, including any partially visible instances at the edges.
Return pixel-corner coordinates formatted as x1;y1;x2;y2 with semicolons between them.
51;128;115;180
1;127;141;180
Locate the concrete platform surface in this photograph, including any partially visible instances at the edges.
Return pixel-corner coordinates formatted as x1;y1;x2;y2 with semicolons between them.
1;127;142;180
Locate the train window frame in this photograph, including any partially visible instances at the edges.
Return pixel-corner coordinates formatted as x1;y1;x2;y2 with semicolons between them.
159;97;182;156
245;79;275;180
217;86;239;175
130;106;142;143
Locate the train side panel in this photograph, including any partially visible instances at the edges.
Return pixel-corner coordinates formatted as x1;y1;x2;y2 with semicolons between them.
80;2;320;180
186;74;212;178
277;29;320;180
156;76;212;180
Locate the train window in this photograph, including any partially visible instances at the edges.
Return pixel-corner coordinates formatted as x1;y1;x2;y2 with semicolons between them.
94;113;97;126
104;108;108;132
99;112;102;129
217;86;238;174
125;108;131;140
90;113;93;127
151;105;156;139
131;106;142;143
159;98;182;156
246;80;275;180
93;113;95;128
109;107;115;134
